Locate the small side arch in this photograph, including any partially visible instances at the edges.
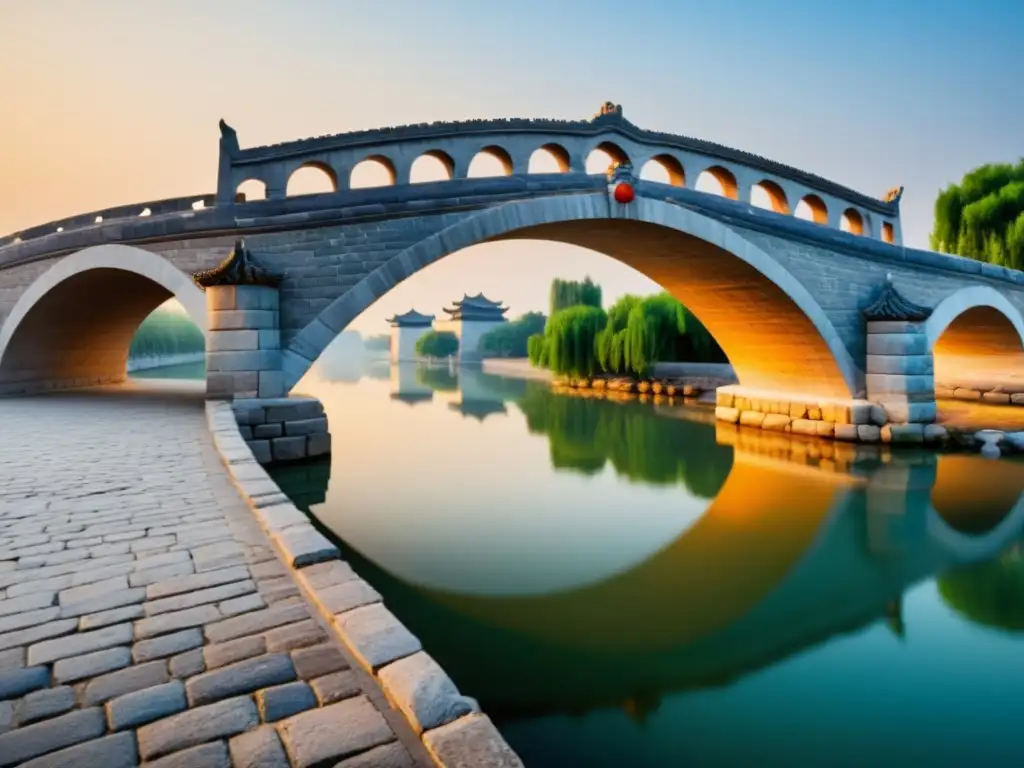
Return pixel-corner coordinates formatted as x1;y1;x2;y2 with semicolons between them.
287;162;338;196
468;145;514;177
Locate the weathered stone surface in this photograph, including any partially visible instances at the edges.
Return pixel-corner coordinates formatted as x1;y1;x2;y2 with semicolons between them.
144;579;255;616
106;679;187;731
291;643;349;680
146;565;251;600
80;604;145;631
133;627;204;663
169;647;206;679
336;742;416;768
319;579;382;616
52;645;132;683
81;660;170;706
309;670;362;705
0;666;49;700
15;685;76;724
204;634;267;669
0;707;106;767
256;504;307;532
229;725;289;768
297;560;358;591
274;525;339;568
145;740;231;768
58;587;146;619
255;680;316;722
16;732;138;768
264;619;327;653
136;695;258;761
378;651;478;733
336;604;422;671
186;652;297;706
276;696;394;768
204;601;308;644
0;618;78;652
27;622;132;665
422;714;525;768
219;591;267;616
0;592;56;618
135;603;223;639
0;647;23;672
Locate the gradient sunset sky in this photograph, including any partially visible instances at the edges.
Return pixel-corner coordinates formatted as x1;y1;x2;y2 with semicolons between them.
3;1;1022;335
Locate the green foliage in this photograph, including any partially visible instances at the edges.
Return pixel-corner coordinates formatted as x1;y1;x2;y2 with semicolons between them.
937;546;1024;632
514;385;733;498
415;364;459;391
549;277;602;316
364;334;391;352
415;330;459;359
129;309;204;359
542;305;608;378
479;312;547;358
527;333;549;368
930;160;1024;270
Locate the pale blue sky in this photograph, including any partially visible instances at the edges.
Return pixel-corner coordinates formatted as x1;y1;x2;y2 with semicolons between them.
2;1;1021;335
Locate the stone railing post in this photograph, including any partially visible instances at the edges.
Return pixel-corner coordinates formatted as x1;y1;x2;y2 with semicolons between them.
862;275;936;425
205;285;283;400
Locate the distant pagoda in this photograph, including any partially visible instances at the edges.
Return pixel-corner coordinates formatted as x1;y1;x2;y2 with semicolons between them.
387;308;435;363
441;294;509;323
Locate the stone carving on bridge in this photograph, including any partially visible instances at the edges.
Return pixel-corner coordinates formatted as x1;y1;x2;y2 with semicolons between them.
607;162;638;207
862;273;932;322
593;101;625;122
882;186;905;204
219;119;240;156
191;238;283;290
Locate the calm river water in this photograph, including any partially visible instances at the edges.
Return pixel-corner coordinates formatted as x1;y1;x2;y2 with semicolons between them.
142;357;1024;766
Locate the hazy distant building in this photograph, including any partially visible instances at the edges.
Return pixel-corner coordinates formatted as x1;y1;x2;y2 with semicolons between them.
386;309;435;363
436;293;508;364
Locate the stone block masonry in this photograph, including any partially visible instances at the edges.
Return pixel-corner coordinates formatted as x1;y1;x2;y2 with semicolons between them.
205;285;284;400
232;396;331;465
0;389;448;768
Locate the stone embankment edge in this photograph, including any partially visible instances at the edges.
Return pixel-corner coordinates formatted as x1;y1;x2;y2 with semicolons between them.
204;401;525;768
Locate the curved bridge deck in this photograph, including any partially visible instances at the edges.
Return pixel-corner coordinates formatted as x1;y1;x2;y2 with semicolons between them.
0;384;431;767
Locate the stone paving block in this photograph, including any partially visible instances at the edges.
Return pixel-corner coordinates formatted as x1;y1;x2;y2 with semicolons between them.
273;525;339;568
336;742;416;768
130;535;177;553
255;680;316;722
186;652;297;706
169;647;206;679
204;634;267;669
0;699;12;732
133;627;204;663
144;579;255;616
423;714;525;767
57;576;128;606
219;591;267;617
204;600;308;644
15;685;76;724
58;586;147;619
255;504;307;532
259;578;300;605
290;642;349;680
79;603;145;631
0;617;78;652
378;651;478;733
0;666;50;700
319;578;382;616
106;679;187;731
145;740;231;768
229;725;289;768
53;645;132;683
135;603;223;639
136;695;258;761
0;707;106;768
297;560;358;591
264;619;327;653
309;670;362;705
0;647;24;671
0;606;60;634
336;604;422;671
4;574;74;598
82;660;171;706
16;731;139;768
28;621;133;665
276;696;395;768
128;560;196;588
146;565;251;600
250;560;288;581
0;592;55;617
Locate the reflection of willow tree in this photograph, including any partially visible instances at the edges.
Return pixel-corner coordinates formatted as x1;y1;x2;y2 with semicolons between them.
937;544;1024;632
415;365;458;392
513;387;732;498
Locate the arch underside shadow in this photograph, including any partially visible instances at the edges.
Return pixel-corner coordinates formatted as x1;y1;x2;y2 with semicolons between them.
0;246;207;396
933;306;1024;392
286;196;859;400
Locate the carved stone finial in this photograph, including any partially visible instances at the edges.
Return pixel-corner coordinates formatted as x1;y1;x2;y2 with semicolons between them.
606;162;636;185
192;239;283;290
219;119;240;156
882;185;904;204
862;274;931;321
592;102;624;122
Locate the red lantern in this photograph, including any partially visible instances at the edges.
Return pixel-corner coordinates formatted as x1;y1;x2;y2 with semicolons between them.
614;182;635;204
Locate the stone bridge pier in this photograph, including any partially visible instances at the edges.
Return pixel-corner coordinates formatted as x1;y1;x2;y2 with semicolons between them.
195;244;331;465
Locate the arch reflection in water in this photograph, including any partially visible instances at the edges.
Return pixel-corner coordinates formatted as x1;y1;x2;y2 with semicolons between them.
277;361;1024;768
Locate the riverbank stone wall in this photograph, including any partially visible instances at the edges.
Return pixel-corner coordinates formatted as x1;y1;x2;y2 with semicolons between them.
232;397;331;465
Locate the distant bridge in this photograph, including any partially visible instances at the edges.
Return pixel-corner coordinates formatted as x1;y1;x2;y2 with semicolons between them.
1;103;1022;443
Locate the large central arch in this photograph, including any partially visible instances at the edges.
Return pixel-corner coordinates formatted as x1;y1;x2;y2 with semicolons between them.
0;244;206;396
284;193;860;399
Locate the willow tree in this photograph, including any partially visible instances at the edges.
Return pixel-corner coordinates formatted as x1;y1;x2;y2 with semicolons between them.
549;277;602;316
931;160;1024;270
542;305;607;378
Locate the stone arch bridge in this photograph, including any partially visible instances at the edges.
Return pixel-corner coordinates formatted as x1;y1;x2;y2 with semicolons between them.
2;103;1023;450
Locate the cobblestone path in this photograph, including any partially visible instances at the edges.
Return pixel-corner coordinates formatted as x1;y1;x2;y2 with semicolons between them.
0;385;432;767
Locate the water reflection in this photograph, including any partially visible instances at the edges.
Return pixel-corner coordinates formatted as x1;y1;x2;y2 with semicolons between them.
277;360;1024;767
